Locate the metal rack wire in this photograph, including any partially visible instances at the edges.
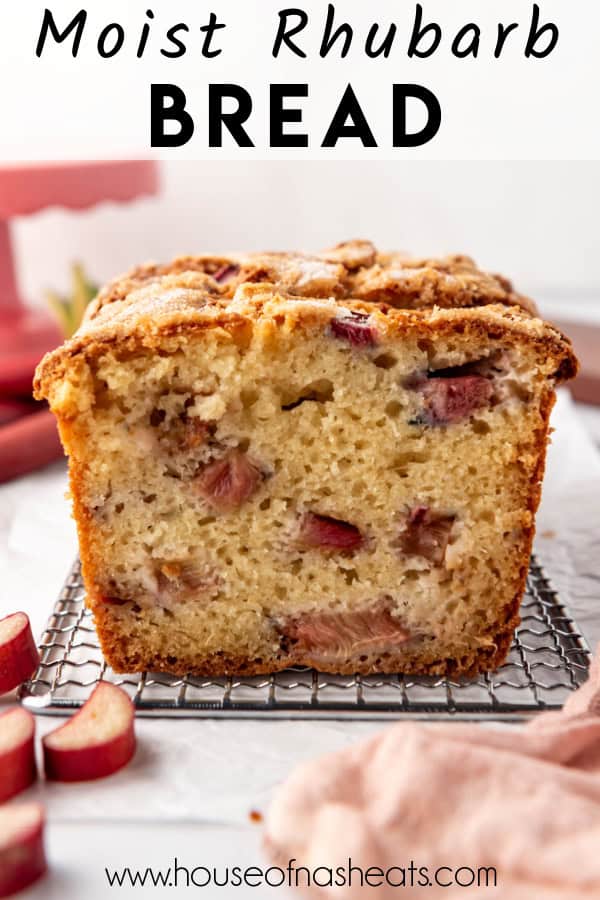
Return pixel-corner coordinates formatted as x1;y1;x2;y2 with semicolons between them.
19;557;591;721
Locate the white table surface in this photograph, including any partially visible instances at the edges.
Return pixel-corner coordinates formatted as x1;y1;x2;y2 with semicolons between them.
1;392;599;899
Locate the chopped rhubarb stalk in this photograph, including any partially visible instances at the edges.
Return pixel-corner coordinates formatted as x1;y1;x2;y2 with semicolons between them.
42;682;136;782
157;560;218;599
0;410;62;485
282;606;410;663
398;506;455;566
213;263;240;284
0;803;47;897
330;312;377;347
194;450;262;512
0;708;37;803
417;374;493;425
298;512;364;552
160;561;207;591
0;399;35;427
0;613;40;695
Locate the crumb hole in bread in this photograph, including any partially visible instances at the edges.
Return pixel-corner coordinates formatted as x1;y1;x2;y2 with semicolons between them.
393;451;429;468
485;559;501;577
197;516;216;527
281;379;334;411
241;388;258;408
403;570;421;582
373;353;398;370
150;408;166;427
351;480;367;497
94;387;113;411
505;379;531;402
343;568;359;585
392;450;429;478
385;400;402;417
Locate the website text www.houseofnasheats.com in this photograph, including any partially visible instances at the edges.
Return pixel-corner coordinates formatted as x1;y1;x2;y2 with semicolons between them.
105;857;497;890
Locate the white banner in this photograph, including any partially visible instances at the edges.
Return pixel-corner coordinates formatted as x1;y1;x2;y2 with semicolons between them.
1;0;597;159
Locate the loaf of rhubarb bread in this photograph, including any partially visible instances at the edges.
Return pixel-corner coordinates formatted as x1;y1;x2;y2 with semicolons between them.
35;275;576;677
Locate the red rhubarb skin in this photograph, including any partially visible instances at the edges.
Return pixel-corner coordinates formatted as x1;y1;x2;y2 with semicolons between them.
0;809;47;898
0;614;40;695
0;399;36;427
298;512;364;551
0;710;37;803
418;374;493;425
330;313;377;347
0;409;62;484
42;687;136;782
43;725;136;782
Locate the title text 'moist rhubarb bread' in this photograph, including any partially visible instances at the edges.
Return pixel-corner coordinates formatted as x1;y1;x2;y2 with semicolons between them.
35;252;576;677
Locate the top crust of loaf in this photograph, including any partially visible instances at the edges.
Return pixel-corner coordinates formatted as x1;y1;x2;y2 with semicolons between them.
84;239;537;324
35;278;577;404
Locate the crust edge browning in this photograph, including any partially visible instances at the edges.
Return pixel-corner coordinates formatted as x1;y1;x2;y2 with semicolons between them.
92;601;520;679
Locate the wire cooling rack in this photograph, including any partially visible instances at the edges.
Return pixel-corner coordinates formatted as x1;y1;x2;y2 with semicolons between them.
19;556;591;722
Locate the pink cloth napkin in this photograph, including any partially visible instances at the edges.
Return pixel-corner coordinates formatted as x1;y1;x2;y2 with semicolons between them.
265;650;600;898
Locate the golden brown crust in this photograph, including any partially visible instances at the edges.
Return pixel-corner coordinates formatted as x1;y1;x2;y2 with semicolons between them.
319;238;378;270
85;270;223;324
81;239;538;327
350;252;537;315
86;250;348;322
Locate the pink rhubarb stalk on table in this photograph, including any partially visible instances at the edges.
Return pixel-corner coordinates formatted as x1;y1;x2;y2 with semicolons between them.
0;612;40;695
0;708;37;804
0;160;159;482
0;804;47;898
42;682;137;782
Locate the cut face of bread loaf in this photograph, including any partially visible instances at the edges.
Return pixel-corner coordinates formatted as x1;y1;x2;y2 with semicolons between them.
35;281;576;677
